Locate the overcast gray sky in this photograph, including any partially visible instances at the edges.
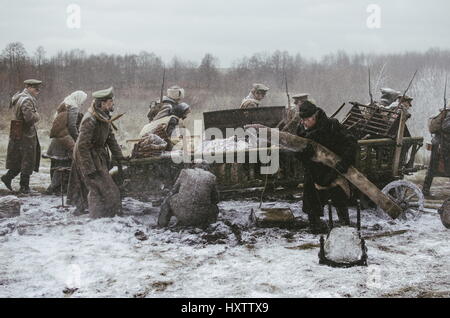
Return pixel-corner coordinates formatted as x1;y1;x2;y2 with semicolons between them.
1;0;449;66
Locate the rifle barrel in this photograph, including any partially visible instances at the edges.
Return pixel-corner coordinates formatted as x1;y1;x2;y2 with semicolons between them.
403;70;418;98
160;67;166;103
284;71;290;107
444;74;448;110
369;68;374;104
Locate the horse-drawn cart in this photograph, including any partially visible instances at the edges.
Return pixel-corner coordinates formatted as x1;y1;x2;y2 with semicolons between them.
117;103;424;219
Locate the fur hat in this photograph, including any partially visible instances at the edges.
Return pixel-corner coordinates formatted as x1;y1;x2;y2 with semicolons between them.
167;86;185;100
298;100;318;118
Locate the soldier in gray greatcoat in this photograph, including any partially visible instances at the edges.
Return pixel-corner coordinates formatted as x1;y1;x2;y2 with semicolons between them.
2;79;42;193
67;87;125;218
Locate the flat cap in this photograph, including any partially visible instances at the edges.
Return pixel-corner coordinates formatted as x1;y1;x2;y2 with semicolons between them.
292;93;309;99
298;100;318;119
92;87;114;100
252;83;270;91
24;79;42;86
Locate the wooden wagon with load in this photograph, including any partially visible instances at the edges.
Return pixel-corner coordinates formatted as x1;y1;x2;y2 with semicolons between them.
117;98;424;219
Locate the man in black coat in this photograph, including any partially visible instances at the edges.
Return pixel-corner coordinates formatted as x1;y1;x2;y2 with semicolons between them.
296;101;358;234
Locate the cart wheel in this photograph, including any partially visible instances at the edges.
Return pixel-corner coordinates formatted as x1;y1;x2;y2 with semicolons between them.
377;180;424;220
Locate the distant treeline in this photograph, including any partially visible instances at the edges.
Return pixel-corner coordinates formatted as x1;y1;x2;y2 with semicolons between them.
1;42;450;135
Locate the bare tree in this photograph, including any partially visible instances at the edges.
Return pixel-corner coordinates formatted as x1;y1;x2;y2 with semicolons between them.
1;42;29;90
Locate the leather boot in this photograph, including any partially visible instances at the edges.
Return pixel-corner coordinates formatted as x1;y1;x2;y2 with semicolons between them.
336;207;350;226
308;211;329;234
422;171;433;197
19;174;31;194
158;197;173;227
1;170;20;191
73;207;89;216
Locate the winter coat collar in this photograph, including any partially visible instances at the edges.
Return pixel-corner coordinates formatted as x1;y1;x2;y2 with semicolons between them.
10;88;36;108
88;104;118;130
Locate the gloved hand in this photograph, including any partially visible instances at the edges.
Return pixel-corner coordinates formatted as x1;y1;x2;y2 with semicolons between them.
299;143;315;161
335;160;350;174
316;170;337;187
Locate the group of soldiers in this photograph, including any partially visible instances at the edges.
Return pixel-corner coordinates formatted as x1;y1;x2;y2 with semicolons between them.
2;81;128;217
2;79;450;233
1;80;213;226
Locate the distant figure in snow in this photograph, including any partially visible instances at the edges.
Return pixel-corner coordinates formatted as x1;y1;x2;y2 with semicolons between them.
147;85;185;122
278;93;310;134
240;83;269;109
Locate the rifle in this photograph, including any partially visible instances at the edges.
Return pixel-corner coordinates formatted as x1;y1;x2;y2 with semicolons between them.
284;71;291;108
160;67;166;104
444;74;448;113
374;62;386;93
439;74;448;153
330;103;346;118
368;68;374;105
399;69;418;104
392;70;418;176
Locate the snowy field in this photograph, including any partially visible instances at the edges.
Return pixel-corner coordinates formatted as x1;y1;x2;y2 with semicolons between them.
0;156;449;298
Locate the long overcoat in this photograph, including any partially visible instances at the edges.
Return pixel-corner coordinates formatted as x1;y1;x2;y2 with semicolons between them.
67;106;124;218
6;89;41;175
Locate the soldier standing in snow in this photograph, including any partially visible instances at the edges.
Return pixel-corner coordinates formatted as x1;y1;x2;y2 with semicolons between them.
2;79;42;193
67;87;126;218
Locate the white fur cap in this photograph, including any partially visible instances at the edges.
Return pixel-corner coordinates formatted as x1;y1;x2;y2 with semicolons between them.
167;86;185;100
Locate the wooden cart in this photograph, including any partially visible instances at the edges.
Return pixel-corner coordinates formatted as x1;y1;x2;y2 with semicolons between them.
117;104;424;218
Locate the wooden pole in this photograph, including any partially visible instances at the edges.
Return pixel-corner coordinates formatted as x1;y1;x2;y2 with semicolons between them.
245;126;403;219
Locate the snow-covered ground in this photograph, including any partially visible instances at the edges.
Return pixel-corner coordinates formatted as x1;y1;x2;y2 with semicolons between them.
0;158;449;298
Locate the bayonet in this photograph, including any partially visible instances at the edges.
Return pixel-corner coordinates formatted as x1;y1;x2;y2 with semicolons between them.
440;75;448;151
444;74;448;111
400;69;418;102
368;68;374;105
284;71;291;108
374;62;386;93
160;67;166;104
